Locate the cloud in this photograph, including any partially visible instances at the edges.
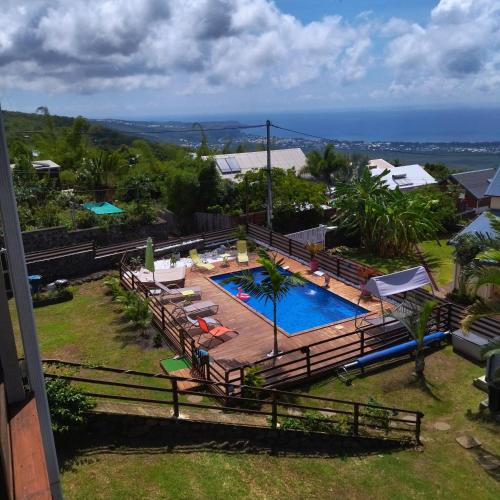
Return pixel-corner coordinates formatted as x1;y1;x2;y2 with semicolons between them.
385;0;500;97
0;0;373;94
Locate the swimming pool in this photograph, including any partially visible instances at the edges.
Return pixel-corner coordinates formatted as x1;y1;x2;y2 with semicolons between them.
210;267;369;335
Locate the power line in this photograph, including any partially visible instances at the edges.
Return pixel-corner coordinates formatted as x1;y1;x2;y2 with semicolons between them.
7;123;267;136
271;123;338;144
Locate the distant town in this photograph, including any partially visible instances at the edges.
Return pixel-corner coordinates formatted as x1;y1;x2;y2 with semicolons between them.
95;118;500;170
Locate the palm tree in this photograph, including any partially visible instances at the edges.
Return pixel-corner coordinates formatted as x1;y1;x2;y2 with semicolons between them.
333;168;441;257
301;144;349;189
461;265;500;331
222;249;305;356
392;299;437;379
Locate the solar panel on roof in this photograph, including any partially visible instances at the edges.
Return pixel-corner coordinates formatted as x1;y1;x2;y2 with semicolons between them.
216;158;231;174
226;157;241;173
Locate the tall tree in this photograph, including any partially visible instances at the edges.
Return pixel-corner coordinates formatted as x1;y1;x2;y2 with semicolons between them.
301;144;349;188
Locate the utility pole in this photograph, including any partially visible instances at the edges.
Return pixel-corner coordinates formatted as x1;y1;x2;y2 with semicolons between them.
266;119;273;229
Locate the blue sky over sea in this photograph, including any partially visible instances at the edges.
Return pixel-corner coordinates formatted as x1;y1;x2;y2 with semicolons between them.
2;0;500;142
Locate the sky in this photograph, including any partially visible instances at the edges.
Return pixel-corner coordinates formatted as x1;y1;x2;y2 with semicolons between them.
1;0;500;119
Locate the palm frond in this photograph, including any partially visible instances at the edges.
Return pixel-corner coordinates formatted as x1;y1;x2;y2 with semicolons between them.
481;339;500;360
461;297;500;332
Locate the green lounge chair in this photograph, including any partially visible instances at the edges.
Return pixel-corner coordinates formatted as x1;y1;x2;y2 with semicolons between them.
189;249;215;271
237;240;249;264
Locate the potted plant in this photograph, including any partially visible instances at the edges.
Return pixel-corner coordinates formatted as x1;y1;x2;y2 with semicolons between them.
305;241;323;273
170;253;177;268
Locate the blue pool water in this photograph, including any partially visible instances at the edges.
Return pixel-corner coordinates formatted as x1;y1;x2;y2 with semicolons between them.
211;267;368;335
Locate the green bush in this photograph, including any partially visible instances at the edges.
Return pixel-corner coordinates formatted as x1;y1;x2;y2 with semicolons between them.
35;201;62;228
280;410;351;435
103;276;123;299
361;397;391;434
124;201;157;227
75;209;98;228
241;365;265;409
45;378;95;434
116;291;152;332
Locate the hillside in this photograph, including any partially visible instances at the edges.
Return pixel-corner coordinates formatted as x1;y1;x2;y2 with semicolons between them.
2;109;138;149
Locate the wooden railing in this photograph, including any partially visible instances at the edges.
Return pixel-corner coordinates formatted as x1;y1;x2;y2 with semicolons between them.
120;259;451;390
42;359;424;444
225;302;451;388
119;263;229;383
247;223;500;338
247;223;377;287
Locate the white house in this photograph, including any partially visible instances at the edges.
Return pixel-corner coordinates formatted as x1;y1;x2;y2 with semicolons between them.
368;159;437;191
203;148;307;182
10;159;61;178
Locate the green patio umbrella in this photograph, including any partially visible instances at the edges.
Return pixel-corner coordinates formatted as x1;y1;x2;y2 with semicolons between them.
145;237;155;280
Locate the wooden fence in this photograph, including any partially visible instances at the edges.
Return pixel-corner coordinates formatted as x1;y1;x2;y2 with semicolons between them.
42;359;424;444
246;223;500;338
120;260;451;391
119;263;230;386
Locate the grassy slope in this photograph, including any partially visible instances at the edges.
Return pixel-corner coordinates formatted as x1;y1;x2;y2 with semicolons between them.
11;279;499;499
60;348;500;500
11;279;172;372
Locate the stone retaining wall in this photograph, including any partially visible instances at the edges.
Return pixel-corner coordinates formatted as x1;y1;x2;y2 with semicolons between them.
8;221;169;253
82;412;411;456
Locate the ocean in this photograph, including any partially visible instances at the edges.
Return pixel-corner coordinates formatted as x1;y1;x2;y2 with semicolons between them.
167;108;500;143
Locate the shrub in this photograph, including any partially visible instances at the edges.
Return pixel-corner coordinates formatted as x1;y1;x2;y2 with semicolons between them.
241;365;264;409
59;169;76;188
35;202;62;228
233;225;247;241
280;410;351;435
103;276;123;299
117;291;152;332
125;201;157;227
361;397;391;434
75;209;98;228
45;378;95;434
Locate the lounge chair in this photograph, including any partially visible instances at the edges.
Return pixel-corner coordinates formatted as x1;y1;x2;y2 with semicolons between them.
195;316;239;348
169;299;219;320
236;240;249;264
183;314;223;334
155;282;202;303
189;249;215;271
134;266;186;287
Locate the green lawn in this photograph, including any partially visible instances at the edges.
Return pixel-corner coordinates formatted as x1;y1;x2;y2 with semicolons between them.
344;238;455;287
11;279;500;499
60;348;500;500
10;278;173;373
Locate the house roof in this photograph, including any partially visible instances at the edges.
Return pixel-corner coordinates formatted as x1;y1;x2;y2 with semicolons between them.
203;148;306;181
485;167;500;196
452;209;500;241
451;168;496;199
10;159;61;171
369;164;437;190
368;158;394;170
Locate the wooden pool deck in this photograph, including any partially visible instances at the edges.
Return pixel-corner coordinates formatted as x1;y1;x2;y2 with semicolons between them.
146;252;406;388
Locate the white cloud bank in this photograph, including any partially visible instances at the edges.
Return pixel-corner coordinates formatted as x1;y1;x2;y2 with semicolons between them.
385;0;500;99
0;0;371;93
1;0;500;105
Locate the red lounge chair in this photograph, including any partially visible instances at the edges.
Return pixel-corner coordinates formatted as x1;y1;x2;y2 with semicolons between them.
195;316;239;348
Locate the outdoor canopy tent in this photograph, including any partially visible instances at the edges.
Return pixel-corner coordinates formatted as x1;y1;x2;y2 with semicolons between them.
364;266;432;299
354;266;434;331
